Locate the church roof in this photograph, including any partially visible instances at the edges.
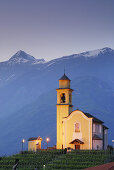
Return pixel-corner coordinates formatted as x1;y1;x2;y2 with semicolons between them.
59;73;70;81
84;112;104;124
67;110;104;124
92;134;102;140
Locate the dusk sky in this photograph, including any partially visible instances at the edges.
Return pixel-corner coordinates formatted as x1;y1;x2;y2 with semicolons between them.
0;0;114;61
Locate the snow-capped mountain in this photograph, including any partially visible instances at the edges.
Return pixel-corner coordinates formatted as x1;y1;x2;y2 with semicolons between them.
80;47;114;58
7;50;45;64
44;47;114;65
0;50;45;87
0;47;114;155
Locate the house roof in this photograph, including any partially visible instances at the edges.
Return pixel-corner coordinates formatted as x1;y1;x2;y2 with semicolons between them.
92;134;103;140
83;112;104;124
103;125;108;129
28;137;37;141
28;136;42;141
59;73;70;81
69;139;84;144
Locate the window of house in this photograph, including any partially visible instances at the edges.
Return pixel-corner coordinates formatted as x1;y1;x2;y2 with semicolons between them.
93;124;95;133
105;129;107;135
96;145;99;150
75;123;80;132
96;124;99;133
99;125;102;133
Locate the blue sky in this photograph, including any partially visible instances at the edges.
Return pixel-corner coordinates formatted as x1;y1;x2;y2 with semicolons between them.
0;0;114;61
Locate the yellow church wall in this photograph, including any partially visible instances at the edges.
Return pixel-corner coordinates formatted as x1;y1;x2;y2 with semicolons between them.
63;110;93;150
56;105;70;149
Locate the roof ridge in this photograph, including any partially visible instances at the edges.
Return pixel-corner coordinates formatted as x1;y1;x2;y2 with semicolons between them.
59;73;71;80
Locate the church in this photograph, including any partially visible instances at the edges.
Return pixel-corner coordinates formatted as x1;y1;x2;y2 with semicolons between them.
56;73;108;150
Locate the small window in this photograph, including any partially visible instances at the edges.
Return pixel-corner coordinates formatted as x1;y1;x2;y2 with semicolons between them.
75;123;80;132
99;125;102;133
105;129;107;135
96;145;99;150
93;124;95;133
60;93;66;103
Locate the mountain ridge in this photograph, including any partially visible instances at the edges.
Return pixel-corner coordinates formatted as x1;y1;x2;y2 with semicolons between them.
0;47;114;155
0;47;114;64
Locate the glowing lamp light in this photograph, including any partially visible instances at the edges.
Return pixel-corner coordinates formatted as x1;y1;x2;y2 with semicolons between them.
22;139;25;143
21;139;25;153
46;138;50;142
46;137;50;149
112;140;114;148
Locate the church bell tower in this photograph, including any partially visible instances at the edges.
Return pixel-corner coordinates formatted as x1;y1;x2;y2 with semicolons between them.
56;73;73;149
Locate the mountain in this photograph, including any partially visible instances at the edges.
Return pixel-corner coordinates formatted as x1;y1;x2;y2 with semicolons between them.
79;47;113;57
0;47;114;155
8;50;36;63
8;50;45;64
0;50;45;87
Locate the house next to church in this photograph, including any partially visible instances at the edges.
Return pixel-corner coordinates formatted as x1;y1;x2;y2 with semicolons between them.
28;136;42;151
56;73;108;150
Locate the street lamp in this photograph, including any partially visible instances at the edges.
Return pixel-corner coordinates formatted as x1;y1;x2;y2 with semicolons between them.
46;137;50;149
21;139;25;153
112;140;114;149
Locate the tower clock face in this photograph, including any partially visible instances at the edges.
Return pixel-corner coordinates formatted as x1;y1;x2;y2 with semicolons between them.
61;93;66;103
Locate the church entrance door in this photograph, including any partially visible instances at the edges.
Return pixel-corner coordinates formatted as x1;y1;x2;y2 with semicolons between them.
75;145;80;150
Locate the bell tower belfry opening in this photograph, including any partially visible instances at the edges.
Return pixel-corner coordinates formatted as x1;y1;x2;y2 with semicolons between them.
56;73;73;149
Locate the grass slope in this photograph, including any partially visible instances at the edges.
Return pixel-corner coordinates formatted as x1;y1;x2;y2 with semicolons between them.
0;150;113;170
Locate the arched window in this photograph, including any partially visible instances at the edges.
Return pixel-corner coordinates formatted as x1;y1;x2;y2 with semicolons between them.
60;93;66;103
75;123;80;132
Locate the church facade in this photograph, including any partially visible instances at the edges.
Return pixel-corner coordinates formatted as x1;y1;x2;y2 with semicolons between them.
56;74;108;150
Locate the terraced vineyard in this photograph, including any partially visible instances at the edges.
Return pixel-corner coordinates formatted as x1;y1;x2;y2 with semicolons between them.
0;150;113;170
0;150;62;170
47;150;114;170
